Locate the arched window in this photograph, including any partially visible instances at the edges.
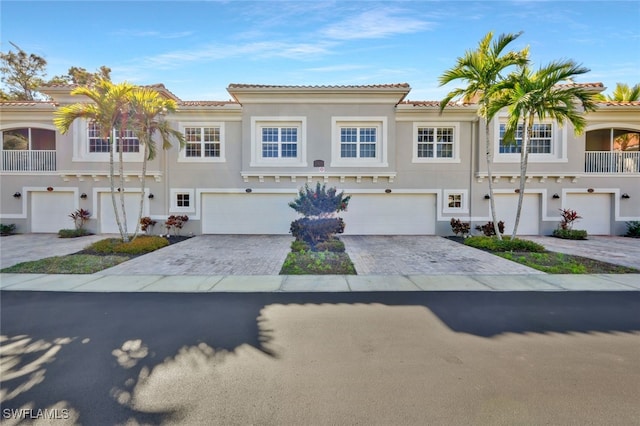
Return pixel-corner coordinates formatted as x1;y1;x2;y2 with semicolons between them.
586;128;639;152
1;127;56;171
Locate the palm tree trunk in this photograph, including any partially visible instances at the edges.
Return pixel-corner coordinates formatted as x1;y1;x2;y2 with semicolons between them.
117;126;129;243
511;117;530;240
485;122;502;240
132;140;148;241
109;134;126;241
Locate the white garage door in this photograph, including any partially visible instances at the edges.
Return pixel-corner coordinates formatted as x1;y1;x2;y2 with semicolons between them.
565;193;611;235
100;192;143;234
492;194;540;235
202;193;299;234
341;194;436;235
31;191;76;232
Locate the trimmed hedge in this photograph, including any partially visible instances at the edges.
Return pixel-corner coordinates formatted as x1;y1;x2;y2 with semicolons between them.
58;228;91;238
464;236;545;252
552;229;588;240
86;236;169;255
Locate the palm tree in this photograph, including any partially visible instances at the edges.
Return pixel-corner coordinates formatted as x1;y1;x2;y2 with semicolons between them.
54;79;135;241
127;87;185;239
596;82;640;102
439;31;529;239
491;60;598;239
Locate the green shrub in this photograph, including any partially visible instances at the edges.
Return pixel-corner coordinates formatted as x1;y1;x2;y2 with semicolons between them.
280;251;356;275
625;221;640;238
552;228;588;240
464;236;545;252
58;228;91;238
290;217;345;245
86;236;169;255
0;223;17;235
288;182;351;217
314;238;345;252
69;208;91;230
450;218;470;237
291;240;310;252
475;221;505;236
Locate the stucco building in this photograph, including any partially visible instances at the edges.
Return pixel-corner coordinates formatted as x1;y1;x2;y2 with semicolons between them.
1;82;638;236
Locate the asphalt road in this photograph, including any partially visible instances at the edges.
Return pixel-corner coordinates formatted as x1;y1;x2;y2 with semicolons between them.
2;290;640;425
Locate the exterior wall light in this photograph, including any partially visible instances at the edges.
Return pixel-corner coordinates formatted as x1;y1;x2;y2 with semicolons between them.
621;193;630;199
587;188;594;193
385;189;392;193
246;188;252;193
484;194;491;200
148;193;154;199
80;193;88;199
552;193;560;199
13;192;21;198
47;186;54;192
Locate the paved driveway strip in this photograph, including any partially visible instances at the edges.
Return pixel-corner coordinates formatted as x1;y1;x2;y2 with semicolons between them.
99;235;292;275
341;236;542;275
523;235;640;270
0;233;117;269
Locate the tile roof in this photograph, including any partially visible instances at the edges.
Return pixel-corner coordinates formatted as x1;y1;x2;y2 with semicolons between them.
596;100;640;107
228;83;411;89
0;100;57;107
399;100;475;107
178;100;238;106
556;82;604;89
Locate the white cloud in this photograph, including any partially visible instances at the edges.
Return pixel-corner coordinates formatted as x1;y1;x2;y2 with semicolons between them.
320;7;432;40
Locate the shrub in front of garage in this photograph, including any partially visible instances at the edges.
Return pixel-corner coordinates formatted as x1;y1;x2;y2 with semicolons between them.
552;208;588;240
281;182;355;274
624;221;640;238
59;208;92;238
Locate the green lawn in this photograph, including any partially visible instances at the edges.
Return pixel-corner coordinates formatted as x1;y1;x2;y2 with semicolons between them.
1;254;129;274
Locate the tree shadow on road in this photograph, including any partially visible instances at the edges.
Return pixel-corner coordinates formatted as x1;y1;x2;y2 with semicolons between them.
1;290;639;424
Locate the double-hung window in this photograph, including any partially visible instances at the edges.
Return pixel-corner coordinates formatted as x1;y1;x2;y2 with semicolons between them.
179;123;225;162
331;117;387;167
340;127;377;159
250;117;307;167
412;122;460;163
87;122;140;153
262;127;298;158
499;123;552;154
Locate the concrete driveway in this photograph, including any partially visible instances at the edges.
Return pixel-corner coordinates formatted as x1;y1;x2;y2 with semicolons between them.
2;233;636;276
341;235;541;275
523;235;640;270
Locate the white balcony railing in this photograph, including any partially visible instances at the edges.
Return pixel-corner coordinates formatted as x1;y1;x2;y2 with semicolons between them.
2;150;57;171
585;151;640;174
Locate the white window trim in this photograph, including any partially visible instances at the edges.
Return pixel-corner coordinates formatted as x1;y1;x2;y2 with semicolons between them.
170;188;195;213
250;116;307;167
493;118;568;163
412;122;461;163
178;122;226;163
72;119;143;162
443;189;469;214
331;116;388;167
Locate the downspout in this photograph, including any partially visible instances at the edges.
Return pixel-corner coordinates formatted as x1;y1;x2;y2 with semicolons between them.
470;117;477;226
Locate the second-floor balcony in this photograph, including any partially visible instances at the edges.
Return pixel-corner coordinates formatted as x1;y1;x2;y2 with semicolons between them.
585;151;640;174
2;150;57;172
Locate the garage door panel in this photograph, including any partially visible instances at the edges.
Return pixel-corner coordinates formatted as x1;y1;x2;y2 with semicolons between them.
492;194;540;235
565;194;611;235
31;192;76;232
203;194;298;234
203;193;437;235
341;194;436;235
100;193;143;234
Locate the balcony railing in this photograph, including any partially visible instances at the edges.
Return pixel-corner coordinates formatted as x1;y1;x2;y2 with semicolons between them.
585;151;640;174
2;150;57;171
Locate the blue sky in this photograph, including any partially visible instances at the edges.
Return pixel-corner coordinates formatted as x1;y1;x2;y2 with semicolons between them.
1;1;638;101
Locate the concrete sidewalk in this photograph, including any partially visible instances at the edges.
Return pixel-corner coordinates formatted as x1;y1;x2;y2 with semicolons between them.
1;272;639;292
